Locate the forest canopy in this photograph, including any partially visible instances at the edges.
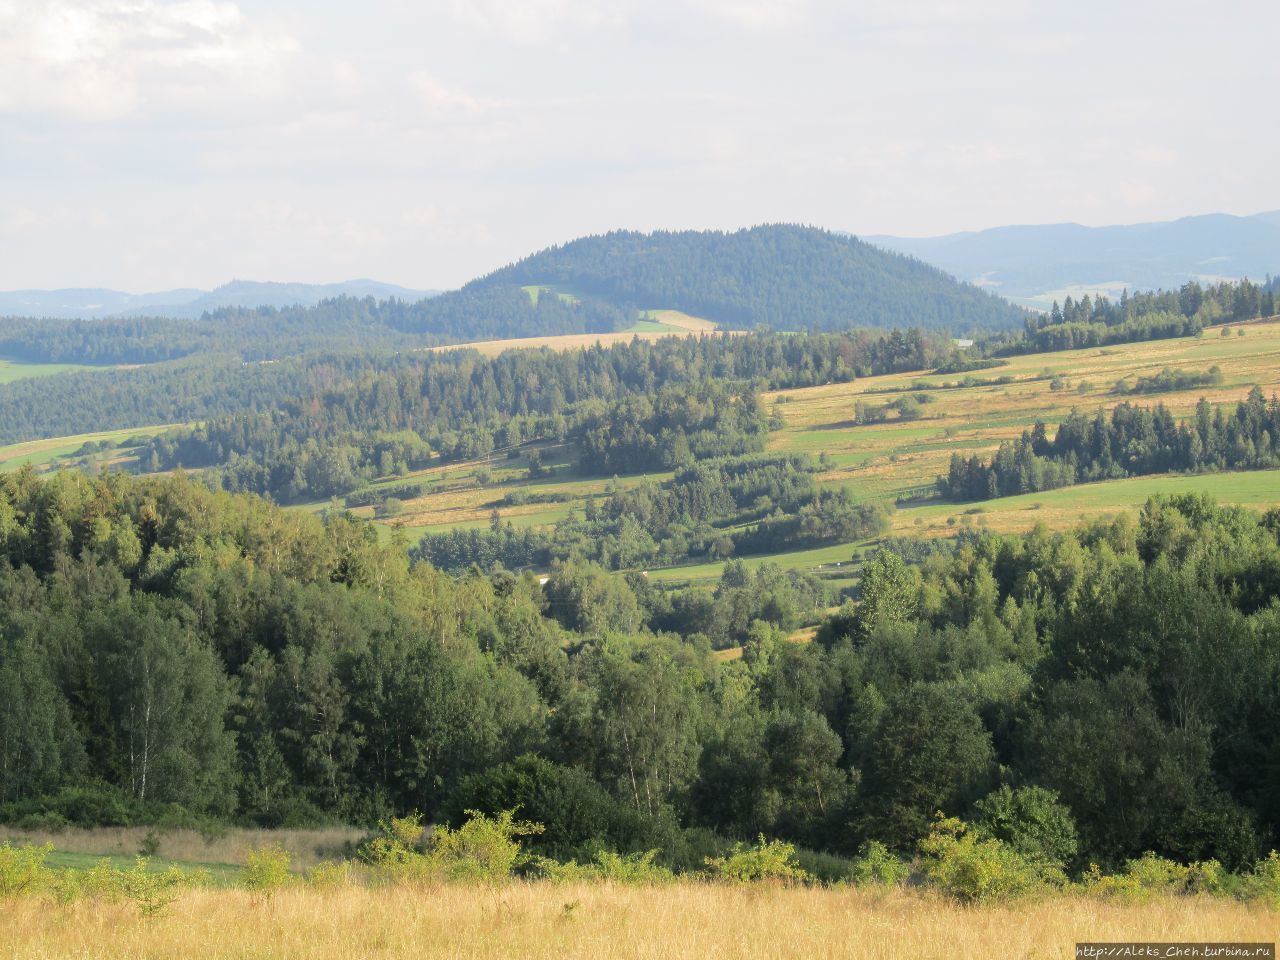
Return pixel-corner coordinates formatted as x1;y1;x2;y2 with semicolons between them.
2;470;1279;876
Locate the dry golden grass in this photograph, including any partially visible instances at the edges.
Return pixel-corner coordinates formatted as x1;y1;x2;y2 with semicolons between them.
2;882;1274;959
0;825;363;871
644;309;719;332
422;313;732;359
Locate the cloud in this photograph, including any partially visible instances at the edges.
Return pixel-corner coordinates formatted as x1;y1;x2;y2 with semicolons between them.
435;0;619;41
0;0;299;121
695;0;808;29
409;72;504;117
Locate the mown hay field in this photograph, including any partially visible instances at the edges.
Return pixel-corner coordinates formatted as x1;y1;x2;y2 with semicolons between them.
3;882;1275;960
423;309;724;358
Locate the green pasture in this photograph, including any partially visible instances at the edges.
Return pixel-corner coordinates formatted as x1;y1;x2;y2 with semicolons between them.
0;358;108;384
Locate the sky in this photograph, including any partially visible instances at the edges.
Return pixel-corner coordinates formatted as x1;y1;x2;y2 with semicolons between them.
1;0;1277;292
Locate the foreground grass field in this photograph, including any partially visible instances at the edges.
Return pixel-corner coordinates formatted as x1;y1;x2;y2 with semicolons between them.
3;883;1274;960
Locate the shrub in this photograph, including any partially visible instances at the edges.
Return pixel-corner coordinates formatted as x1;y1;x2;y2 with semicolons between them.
118;858;185;917
426;809;543;884
974;784;1078;868
244;843;292;895
14;811;70;833
0;842;52;897
1;785;136;827
538;849;674;885
364;810;543;885
1081;852;1227;902
1238;850;1280;907
850;840;910;887
362;814;428;870
76;858;128;901
704;836;810;885
918;816;1051;903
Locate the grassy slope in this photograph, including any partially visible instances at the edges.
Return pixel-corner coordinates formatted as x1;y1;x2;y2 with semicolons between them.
0;424;178;472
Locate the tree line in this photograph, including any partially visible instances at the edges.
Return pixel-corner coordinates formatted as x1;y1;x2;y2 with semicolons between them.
993;278;1277;355
940;387;1280;500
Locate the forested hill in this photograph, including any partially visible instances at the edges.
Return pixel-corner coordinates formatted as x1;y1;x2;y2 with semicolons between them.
1;226;1025;367
469;225;1028;332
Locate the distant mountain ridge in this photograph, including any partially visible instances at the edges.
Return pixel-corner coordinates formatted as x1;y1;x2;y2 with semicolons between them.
0;279;437;320
866;211;1280;307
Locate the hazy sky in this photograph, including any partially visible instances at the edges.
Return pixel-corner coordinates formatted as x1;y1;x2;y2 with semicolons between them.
2;0;1277;291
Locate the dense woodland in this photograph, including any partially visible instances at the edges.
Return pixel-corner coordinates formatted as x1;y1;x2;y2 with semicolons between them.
473;226;1028;332
2;470;1279;876
941;387;1280;500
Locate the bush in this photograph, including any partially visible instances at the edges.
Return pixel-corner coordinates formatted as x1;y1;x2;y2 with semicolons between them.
14;811;70;833
427;809;543;883
850;840;910;887
1081;852;1227;902
362;814;430;877
538;849;674;885
918;816;1053;903
244;843;292;895
363;810;543;885
1;785;136;828
1238;850;1280;907
974;785;1078;868
704;836;810;885
0;842;52;897
117;859;187;917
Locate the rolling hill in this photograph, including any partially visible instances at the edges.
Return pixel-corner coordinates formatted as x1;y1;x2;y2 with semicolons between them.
461;225;1028;333
867;210;1280;308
